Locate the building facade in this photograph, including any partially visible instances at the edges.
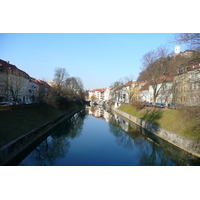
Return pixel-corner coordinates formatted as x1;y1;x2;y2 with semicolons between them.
89;88;107;103
0;59;50;103
174;64;200;106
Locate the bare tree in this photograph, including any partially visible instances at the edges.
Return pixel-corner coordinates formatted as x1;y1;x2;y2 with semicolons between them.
140;46;172;105
109;81;124;103
109;76;136;105
119;76;138;103
7;73;24;102
171;33;200;106
172;33;200;65
173;33;200;51
65;77;85;100
53;68;69;96
90;94;97;104
157;80;176;106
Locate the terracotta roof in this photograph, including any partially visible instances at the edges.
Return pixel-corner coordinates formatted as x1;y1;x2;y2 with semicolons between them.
0;59;30;78
184;50;195;52
0;59;49;87
140;83;149;91
175;64;200;75
0;59;18;70
159;75;173;82
124;81;133;86
90;88;107;92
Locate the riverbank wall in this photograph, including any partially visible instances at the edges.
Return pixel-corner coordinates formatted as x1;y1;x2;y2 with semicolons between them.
0;106;85;166
113;108;200;158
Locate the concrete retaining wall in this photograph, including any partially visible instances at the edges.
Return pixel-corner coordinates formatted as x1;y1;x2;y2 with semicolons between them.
113;108;200;158
0;106;84;165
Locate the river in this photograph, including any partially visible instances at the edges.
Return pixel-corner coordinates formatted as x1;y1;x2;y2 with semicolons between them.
17;106;200;166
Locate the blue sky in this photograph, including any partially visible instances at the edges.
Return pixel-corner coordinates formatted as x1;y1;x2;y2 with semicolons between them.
0;33;186;90
0;1;198;197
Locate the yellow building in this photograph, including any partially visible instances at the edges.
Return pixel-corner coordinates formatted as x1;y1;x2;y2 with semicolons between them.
174;64;200;106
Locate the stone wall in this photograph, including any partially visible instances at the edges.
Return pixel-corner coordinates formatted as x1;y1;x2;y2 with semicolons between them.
0;106;84;165
113;108;200;158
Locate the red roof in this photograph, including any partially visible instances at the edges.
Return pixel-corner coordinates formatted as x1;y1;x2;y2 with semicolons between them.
140;83;149;91
0;59;49;87
0;59;30;78
176;64;200;75
124;81;133;86
90;88;107;92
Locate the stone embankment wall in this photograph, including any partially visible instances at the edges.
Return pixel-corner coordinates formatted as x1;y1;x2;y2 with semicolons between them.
113;108;200;158
0;106;84;166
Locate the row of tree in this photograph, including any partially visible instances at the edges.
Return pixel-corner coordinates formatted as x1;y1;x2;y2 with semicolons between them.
139;33;200;105
108;33;200;106
43;68;85;109
108;33;200;139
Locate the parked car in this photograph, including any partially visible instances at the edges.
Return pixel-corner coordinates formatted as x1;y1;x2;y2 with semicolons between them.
0;101;13;105
145;102;153;107
156;103;165;108
10;101;18;105
25;101;33;104
18;101;26;105
168;103;177;109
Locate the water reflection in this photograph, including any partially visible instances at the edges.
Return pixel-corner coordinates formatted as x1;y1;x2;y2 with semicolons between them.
107;110;175;165
18;106;200;166
19;110;87;166
89;106;200;166
88;105;110;123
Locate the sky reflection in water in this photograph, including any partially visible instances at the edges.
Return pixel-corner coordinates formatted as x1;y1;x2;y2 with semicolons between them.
18;107;199;166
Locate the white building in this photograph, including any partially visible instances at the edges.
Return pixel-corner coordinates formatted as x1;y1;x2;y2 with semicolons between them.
139;83;149;102
89;88;107;103
148;77;174;105
104;87;111;102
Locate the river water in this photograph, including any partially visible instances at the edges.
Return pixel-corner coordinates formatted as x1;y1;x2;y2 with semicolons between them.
18;106;200;166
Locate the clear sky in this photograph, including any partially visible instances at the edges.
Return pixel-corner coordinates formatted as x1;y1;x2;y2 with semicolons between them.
0;2;194;90
0;33;186;90
1;1;198;198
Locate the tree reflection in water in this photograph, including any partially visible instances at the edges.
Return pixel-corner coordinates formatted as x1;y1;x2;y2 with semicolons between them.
108;111;176;165
20;109;87;166
19;107;200;166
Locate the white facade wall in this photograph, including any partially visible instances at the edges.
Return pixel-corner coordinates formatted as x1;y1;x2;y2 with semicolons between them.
149;82;173;104
104;88;111;101
0;71;40;102
89;89;107;102
139;90;149;102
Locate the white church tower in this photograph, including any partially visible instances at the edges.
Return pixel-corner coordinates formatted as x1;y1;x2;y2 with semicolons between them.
174;45;180;55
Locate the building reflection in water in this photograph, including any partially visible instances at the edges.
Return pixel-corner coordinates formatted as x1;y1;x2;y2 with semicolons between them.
18;106;200;166
87;106;200;166
88;105;110;123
